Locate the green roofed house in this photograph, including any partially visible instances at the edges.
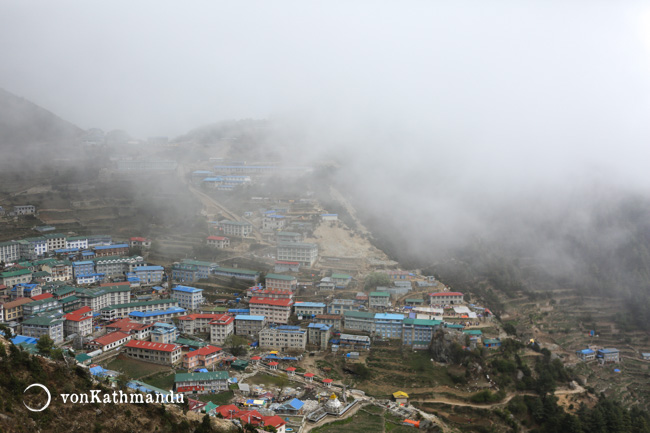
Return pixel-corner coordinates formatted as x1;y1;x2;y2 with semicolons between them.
404;299;424;306
75;353;93;365
331;273;352;287
232;359;249;370
0;268;32;287
444;323;465;330
402;318;442;350
343;310;376;333
369;291;391;309
174;371;229;395
22;314;65;343
265;273;297;291
175;338;208;349
463;330;483;336
213;266;259;282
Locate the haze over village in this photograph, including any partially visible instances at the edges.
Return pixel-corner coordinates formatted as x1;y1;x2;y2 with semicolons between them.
3;2;650;433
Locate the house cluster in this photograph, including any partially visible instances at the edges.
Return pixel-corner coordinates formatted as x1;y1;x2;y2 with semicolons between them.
576;347;620;364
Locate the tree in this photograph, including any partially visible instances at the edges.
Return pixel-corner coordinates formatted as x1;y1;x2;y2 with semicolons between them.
36;335;54;356
224;334;249;356
363;272;391;290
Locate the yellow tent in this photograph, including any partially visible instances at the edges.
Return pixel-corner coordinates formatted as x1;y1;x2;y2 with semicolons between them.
392;391;409;399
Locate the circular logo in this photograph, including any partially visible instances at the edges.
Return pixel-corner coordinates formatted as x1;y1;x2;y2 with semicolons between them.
23;383;51;412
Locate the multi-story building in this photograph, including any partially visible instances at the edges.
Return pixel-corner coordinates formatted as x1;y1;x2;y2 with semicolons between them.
22;314;65;343
262;215;286;230
72;261;94;278
249;297;293;324
259;326;307;351
42;260;73;282
429;292;464;305
66;236;89;249
178;313;228;334
64;306;94;337
150;322;179;344
247;288;293;300
216;220;253;237
0;269;33;287
2;297;33;321
213;266;259;282
294;302;326;318
597;348;620;364
234;315;266;337
206;236;230;248
93;244;129;257
276;242;318;267
576;348;596;361
86;235;113;248
172;259;216;282
374;313;405;339
328;299;358;315
209;315;235;345
93;255;145;278
0;241;20;263
276;232;302;243
43;233;67;251
343;311;375;333
128;307;186;324
174;371;229;395
369;292;391;309
402;318;441;350
77;284;131;311
331;273;352;288
307;323;331;350
265;274;297;291
12;283;42;299
18;238;48;260
386;270;415;280
314;314;342;331
124;340;182;366
182;345;224;370
22;298;61;317
132;266;165;285
87;331;132;351
106;319;152;341
172;286;204;310
274;260;301;273
339;334;371;350
129;237;151;249
13;205;36;215
100;299;178;320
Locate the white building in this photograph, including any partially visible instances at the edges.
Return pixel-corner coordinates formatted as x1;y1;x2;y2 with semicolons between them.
209;315;235;345
259;326;307;351
277;242;318;267
249;297;293;324
216;220;253;237
172;286;204;310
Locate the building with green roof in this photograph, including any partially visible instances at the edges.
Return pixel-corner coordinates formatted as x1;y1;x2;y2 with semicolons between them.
22;314;65;343
174;371;229;394
369;291;391;309
402;318;442;350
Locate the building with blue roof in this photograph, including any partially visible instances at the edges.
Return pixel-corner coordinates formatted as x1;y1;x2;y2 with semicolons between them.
260;326;307;350
374;313;405;339
172;285;204;310
576;348;596;361
72;261;95;278
129;307;186;324
235;315;267;337
294;302;326;318
133;265;165;285
307;323;332;349
597;348;620;364
150;322;179;344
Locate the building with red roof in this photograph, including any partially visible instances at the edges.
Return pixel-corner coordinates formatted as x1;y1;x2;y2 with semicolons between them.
178;313;229;334
209;314;234;345
213;405;286;432
247;288;294;300
31;293;54;301
249;297;293;324
183;345;223;369
87;331;132;352
64;306;94;336
206;236;230;249
124;340;182;366
106;318;153;340
129;237;151;248
429;292;464;305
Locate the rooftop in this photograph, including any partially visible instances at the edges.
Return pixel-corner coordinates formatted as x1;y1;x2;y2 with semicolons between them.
172;285;203;294
125;340;179;352
175;371;229;382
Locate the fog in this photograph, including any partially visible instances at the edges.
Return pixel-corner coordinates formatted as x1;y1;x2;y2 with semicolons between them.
3;1;650;274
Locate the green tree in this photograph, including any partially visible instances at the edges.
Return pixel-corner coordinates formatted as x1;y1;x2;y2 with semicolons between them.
36;335;54;356
224;334;249;356
363;272;391;290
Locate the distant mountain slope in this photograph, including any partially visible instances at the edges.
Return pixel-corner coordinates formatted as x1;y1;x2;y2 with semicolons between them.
0;87;83;147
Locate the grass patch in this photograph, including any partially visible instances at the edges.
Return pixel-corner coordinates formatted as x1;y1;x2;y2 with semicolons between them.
246;373;293;387
313;410;383;433
143;371;177;390
105;355;169;379
198;391;234;405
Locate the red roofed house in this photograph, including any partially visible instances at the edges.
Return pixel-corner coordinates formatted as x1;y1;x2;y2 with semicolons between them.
124;340;182;366
64;306;93;336
247;288;294;300
183;345;223;369
129;237;151;248
106;318;153;340
87;331;132;352
206;236;230;248
249;297;293;324
213;405;286;432
178;313;227;334
31;293;54;301
429;292;464;305
209;314;234;345
187;398;208;413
